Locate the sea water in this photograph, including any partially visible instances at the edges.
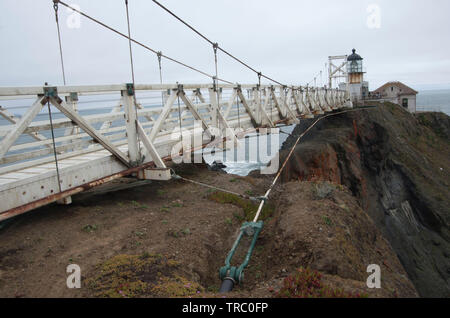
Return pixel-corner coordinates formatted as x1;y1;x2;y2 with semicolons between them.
417;89;450;115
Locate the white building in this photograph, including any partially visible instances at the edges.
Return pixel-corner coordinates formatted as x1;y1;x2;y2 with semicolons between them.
371;81;418;113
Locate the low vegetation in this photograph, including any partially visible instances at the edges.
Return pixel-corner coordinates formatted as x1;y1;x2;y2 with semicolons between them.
87;253;202;298
275;267;367;298
207;191;274;221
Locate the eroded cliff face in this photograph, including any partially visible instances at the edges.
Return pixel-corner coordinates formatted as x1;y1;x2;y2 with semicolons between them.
280;103;450;297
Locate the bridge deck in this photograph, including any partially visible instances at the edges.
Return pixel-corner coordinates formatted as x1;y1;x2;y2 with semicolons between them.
0;83;349;220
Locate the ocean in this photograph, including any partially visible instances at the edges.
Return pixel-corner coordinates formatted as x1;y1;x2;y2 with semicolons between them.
416;89;450;115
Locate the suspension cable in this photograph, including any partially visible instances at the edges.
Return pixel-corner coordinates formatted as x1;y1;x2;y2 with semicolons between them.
124;0;142;161
151;0;287;87
47;100;63;193
125;0;136;86
171;169;259;202
56;0;233;85
212;42;221;130
53;0;67;85
157;51;165;107
252;106;377;222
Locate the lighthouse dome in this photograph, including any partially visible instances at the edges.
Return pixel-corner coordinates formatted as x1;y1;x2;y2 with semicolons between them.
347;49;363;61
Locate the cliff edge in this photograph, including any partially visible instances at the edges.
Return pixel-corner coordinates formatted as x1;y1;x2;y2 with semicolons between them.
280;102;450;297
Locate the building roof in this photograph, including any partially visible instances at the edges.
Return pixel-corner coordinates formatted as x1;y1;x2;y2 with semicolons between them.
373;81;418;95
347;49;363;61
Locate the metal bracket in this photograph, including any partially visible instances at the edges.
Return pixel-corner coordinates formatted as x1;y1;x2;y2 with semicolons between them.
137;168;171;181
65;92;78;103
212;77;217;92
43;86;58;98
126;83;135;96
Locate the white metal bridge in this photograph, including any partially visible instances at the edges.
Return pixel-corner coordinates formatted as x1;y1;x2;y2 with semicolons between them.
0;1;351;221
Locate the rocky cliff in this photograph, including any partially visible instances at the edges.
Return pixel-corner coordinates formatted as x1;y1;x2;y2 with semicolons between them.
280;102;450;297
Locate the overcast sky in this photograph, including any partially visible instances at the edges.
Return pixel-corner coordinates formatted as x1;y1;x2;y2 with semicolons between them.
1;0;449;91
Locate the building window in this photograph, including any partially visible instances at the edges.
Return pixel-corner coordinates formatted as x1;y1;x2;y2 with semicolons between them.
402;98;408;108
391;87;394;91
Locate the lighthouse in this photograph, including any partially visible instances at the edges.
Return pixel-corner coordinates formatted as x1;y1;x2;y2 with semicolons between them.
347;49;365;102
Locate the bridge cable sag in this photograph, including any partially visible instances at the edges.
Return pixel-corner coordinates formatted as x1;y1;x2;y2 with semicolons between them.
151;0;286;87
252;106;377;223
170;169;261;203
216;106;377;292
55;0;234;85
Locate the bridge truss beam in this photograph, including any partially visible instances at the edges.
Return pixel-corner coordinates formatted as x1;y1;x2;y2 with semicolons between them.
0;83;349;220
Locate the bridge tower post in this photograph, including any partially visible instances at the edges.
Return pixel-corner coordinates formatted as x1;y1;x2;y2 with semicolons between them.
123;84;140;165
208;87;219;129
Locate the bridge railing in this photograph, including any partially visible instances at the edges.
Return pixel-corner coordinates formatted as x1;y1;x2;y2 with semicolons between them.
0;83;349;176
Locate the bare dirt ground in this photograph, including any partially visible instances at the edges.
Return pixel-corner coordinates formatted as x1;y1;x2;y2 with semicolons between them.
0;163;417;298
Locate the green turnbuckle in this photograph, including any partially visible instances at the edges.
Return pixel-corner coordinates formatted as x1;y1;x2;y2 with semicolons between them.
219;221;264;285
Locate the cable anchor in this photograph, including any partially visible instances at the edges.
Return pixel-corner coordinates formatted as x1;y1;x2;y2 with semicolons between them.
219;221;264;287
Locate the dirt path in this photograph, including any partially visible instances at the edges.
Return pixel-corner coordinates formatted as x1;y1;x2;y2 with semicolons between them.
0;163;417;298
0;164;274;297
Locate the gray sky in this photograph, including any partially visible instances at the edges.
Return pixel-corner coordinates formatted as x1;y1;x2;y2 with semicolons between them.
1;0;449;91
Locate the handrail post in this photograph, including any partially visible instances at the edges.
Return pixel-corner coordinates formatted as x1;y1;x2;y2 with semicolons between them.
122;83;140;166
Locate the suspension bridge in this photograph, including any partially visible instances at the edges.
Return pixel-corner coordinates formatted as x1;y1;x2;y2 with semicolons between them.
0;1;359;294
0;0;351;221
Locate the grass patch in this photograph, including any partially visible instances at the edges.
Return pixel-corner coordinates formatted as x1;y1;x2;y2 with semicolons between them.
151;275;204;297
225;218;233;226
207;191;274;221
160;206;171;213
322;216;333;226
86;253;198;298
134;230;145;238
82;224;98;233
168;228;191;238
130;201;149;209
157;189;167;196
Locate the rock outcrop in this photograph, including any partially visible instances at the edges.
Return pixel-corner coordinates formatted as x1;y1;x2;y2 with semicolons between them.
268;181;418;298
280;103;450;297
